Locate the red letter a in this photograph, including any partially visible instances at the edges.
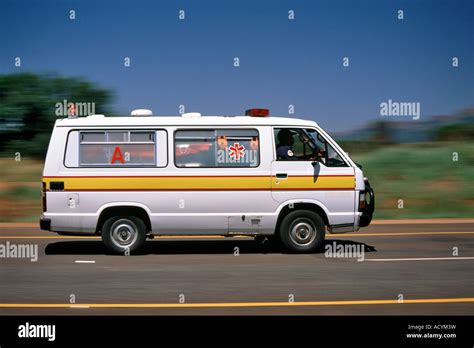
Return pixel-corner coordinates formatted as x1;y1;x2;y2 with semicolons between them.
111;146;125;164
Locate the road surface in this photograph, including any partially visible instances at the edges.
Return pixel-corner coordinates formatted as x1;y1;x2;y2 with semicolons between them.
0;220;473;315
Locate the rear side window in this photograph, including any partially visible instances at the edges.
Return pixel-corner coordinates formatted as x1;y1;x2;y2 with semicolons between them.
64;130;167;167
174;129;260;168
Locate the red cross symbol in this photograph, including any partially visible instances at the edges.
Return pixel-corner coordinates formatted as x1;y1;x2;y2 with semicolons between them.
228;142;246;161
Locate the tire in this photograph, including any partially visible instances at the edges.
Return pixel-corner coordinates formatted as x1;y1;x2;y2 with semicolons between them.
279;210;325;253
102;216;146;254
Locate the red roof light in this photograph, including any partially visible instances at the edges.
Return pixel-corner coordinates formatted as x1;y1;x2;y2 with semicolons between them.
245;108;270;117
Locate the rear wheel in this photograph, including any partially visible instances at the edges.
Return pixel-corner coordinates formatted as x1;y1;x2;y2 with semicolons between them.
102;216;146;254
279;210;325;253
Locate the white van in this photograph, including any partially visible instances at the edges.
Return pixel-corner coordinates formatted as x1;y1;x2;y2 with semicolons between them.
40;108;374;254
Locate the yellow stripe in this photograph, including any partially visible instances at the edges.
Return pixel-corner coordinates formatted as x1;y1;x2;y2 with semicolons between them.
329;231;474;237
1;297;473;308
273;175;354;190
44;176;267;190
43;176;354;191
372;218;474;225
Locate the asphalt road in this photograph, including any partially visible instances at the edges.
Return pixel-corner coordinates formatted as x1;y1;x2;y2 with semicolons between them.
0;221;473;315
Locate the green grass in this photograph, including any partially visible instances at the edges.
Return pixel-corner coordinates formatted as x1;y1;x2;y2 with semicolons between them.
350;142;474;219
0;158;43;182
0;185;40;201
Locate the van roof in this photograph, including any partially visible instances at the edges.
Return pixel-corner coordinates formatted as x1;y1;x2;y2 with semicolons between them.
55;115;318;128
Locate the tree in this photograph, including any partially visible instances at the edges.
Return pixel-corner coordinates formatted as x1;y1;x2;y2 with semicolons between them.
0;73;113;159
435;123;474;141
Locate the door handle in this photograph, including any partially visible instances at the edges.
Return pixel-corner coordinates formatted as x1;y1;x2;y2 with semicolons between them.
276;173;288;179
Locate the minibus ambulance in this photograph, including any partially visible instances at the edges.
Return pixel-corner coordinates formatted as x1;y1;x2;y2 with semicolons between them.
40;108;374;254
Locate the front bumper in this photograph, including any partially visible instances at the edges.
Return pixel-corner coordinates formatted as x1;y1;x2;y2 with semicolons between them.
40;217;51;231
359;180;375;227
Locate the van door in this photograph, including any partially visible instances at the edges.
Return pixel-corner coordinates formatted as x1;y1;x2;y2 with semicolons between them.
271;127;356;227
161;127;273;235
225;126;274;234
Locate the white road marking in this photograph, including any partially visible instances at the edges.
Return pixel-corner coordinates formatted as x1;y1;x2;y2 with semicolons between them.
74;260;96;264
364;257;474;262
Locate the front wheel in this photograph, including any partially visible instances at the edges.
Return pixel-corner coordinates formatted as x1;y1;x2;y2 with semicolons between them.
102;216;146;254
279;210;325;253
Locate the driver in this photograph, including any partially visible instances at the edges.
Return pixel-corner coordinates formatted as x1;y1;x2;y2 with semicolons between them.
276;129;324;161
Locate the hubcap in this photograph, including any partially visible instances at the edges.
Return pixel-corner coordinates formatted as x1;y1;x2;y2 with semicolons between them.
289;218;317;246
110;220;138;248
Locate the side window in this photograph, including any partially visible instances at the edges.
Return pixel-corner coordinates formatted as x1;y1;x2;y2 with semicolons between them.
79;131;156;166
274;128;348;167
64;130;167;167
174;129;260;168
274;128;318;161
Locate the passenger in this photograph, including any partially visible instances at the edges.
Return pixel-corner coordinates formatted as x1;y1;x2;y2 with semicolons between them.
250;136;259;151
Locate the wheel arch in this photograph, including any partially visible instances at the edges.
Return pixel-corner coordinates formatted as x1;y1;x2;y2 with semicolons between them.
96;203;152;234
274;200;330;235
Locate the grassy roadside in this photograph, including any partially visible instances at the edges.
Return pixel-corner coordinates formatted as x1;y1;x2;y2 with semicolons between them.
0;141;472;222
0;159;42;222
351;141;474;219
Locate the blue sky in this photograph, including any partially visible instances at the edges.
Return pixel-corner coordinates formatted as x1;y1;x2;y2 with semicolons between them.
1;0;472;131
